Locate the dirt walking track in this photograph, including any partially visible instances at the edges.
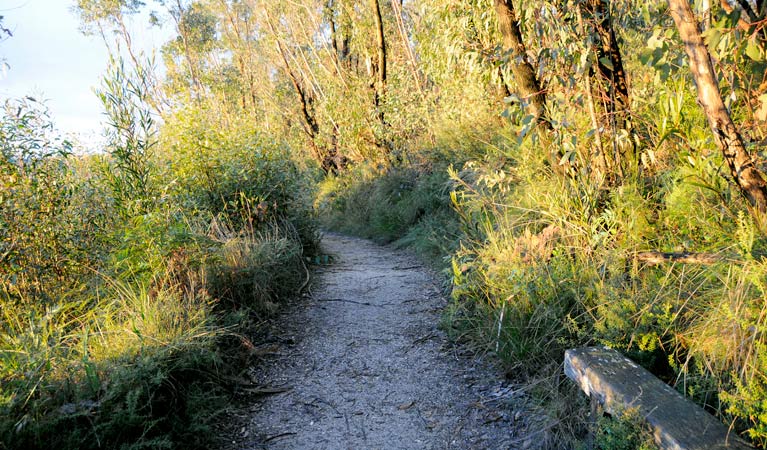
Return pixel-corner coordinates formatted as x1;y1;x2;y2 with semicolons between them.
227;233;523;449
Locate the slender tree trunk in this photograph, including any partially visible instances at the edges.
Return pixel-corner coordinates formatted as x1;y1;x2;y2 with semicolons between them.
338;5;352;69
326;0;350;82
668;0;767;216
172;0;204;100
493;0;549;128
701;0;711;30
583;0;629;125
390;0;423;96
372;0;387;126
327;0;340;63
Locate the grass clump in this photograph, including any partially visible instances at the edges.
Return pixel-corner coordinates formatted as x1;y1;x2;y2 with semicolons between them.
316;163;461;269
440;146;767;445
316;118;767;447
0;89;316;449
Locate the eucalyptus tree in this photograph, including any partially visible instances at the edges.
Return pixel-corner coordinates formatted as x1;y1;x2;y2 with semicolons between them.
161;0;219;100
580;0;629;127
213;0;264;114
258;0;431;168
262;4;330;170
76;0;168;113
76;0;145;67
493;0;549;128
667;0;767;219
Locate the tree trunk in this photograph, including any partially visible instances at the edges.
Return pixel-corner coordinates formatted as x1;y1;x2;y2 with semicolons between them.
390;0;423;96
264;8;341;174
326;0;343;65
493;0;549;128
372;0;387;126
172;0;204;100
338;6;352;69
583;0;629;125
668;0;767;216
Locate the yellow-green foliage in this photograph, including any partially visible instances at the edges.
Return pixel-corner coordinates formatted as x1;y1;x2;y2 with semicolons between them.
319;115;767;447
589;407;659;450
442;145;767;445
0;97;315;449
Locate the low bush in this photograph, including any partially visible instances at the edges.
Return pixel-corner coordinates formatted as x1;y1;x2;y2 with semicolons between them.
316;163;460;269
317;127;767;447
0;95;316;449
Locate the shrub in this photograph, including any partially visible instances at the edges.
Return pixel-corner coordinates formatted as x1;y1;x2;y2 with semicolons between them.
0;90;316;448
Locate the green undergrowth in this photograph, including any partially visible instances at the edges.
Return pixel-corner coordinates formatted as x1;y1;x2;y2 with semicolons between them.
316;162;462;270
317;124;767;447
586;408;659;450
0;97;318;449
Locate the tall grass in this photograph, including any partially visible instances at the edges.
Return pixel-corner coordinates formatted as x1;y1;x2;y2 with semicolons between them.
0;216;310;449
318;119;767;446
0;94;317;448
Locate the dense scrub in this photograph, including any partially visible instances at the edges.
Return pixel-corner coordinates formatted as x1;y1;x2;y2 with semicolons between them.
318;101;767;447
305;0;767;446
0;93;317;449
5;0;767;447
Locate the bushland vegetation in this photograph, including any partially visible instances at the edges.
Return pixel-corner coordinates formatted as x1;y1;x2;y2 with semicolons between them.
311;0;767;447
3;0;767;447
0;58;317;448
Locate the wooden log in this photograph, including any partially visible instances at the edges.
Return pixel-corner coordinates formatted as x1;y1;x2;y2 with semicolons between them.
564;347;752;450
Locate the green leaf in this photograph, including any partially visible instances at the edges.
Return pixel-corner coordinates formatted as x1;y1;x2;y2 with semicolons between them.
599;56;614;71
703;28;722;51
559;150;574;166
746;39;764;62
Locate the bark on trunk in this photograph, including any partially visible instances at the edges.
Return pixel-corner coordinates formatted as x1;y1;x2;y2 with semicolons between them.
372;0;387;125
668;0;767;215
494;0;549;128
583;0;629;125
264;9;342;174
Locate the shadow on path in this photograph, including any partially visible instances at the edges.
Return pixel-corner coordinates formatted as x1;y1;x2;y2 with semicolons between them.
225;233;528;449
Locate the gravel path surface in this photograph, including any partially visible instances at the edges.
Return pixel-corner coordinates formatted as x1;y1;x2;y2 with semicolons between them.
228;233;525;449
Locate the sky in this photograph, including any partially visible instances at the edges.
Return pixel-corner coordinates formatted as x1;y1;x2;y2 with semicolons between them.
0;0;171;148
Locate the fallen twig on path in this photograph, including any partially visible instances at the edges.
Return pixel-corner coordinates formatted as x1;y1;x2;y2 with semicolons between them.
263;432;297;443
243;386;292;396
413;332;438;345
316;298;385;307
297;257;311;294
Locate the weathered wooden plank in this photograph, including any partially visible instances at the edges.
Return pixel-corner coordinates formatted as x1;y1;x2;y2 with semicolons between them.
564;347;752;450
